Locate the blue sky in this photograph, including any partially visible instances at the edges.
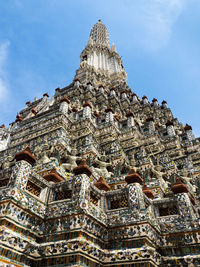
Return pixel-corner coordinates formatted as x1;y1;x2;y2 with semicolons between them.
0;0;200;136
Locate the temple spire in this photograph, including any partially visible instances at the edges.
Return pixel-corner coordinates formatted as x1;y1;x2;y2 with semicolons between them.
74;20;127;85
89;20;109;48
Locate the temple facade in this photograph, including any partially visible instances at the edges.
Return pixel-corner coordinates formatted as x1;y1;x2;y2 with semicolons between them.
0;20;200;267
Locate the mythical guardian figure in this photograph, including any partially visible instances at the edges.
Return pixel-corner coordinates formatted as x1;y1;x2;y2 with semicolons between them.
62;149;82;172
94;154;113;178
151;165;170;189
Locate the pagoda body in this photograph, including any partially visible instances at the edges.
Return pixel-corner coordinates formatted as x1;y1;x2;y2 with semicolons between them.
0;20;200;267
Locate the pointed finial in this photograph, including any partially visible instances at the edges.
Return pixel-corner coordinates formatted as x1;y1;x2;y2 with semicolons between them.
90;20;109;47
111;43;117;52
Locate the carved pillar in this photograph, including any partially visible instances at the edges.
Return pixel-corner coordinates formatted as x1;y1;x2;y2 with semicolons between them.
172;178;196;220
149;121;155;132
146;117;155;133
184;124;195;142
72;159;93;210
8;147;36;190
125;170;145;212
83;102;92;119
126;111;134;128
162;100;168;109
9;161;32;190
128;183;145;211
142;95;148;104
176;193;196;220
152;98;159;107
59;96;70;116
74;79;80;89
132;93;138;103
99;85;104;94
121;91;127;100
166;121;175;136
76;174;90;210
110;89;116;97
105;107;114;124
86;82;93;91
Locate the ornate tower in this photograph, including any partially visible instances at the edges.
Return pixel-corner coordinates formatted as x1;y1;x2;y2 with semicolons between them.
0;21;200;267
75;19;127;86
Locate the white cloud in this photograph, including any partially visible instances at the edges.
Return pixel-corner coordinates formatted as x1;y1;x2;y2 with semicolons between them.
138;0;186;50
101;0;187;51
0;79;8;101
0;41;10;102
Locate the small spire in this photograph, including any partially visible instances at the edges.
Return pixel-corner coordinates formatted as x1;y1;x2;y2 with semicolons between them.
184;123;192;131
111;43;117;52
88;36;94;45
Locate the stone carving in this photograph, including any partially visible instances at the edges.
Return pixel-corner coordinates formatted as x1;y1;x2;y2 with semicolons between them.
35;143;56;165
62;149;81;171
179;168;197;193
94;154;113;178
151;165;170;189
